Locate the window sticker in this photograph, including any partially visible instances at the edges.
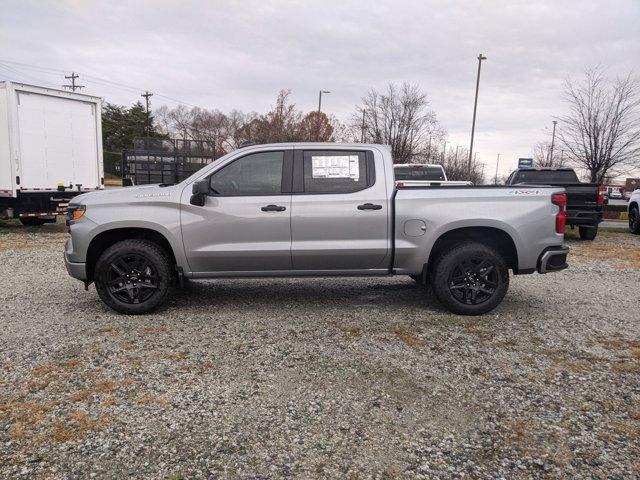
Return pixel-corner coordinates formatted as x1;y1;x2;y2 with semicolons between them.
311;155;360;180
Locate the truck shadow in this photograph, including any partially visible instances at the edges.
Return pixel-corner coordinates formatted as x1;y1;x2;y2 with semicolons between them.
169;277;450;313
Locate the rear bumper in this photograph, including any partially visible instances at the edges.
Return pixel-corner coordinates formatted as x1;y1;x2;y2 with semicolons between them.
537;246;569;273
567;209;602;226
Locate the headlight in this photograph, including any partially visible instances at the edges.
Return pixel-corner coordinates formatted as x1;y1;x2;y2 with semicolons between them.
66;204;86;222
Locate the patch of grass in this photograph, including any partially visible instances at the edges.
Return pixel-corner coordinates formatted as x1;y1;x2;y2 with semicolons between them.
570;239;640;269
393;328;425;348
337;325;362;338
50;410;110;443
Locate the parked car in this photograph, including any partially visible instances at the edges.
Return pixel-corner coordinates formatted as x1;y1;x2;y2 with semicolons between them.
65;143;569;316
394;164;473;187
505;167;604;240
608;189;623;200
629;189;640;234
623;190;634;201
394;164;447;181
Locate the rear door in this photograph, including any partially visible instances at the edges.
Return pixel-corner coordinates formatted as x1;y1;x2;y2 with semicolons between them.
290;148;389;270
181;149;293;273
17;91;99;190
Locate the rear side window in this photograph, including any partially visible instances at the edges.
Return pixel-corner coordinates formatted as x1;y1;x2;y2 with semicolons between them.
209;151;284;195
302;151;369;193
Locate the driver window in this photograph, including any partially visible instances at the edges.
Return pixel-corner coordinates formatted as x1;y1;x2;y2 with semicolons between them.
209;151;284;196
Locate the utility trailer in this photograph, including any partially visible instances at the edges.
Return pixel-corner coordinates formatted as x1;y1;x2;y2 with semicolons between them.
121;138;215;186
0;82;104;225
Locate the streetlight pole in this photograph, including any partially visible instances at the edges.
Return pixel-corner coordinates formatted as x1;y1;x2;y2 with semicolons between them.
549;120;558;165
468;53;487;174
360;109;366;143
494;153;501;185
317;90;330;141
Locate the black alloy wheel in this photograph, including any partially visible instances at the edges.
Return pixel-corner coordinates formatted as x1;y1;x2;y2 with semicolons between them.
106;253;158;304
430;242;509;315
94;239;173;314
447;256;499;305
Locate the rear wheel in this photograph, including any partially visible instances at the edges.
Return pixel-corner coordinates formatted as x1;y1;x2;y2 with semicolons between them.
430;242;509;315
94;239;173;314
578;226;598;241
629;207;640;235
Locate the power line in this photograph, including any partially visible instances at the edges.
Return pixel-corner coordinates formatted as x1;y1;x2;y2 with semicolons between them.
0;58;201;109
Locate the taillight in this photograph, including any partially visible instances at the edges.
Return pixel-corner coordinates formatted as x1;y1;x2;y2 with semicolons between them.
597;185;605;205
552;193;567;234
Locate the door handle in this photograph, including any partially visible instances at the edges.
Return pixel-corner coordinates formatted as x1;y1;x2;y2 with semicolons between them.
261;204;286;212
357;203;382;210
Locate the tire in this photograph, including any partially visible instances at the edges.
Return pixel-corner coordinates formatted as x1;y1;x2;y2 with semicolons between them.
94;239;173;314
19;217;46;226
629;207;640;235
578;226;598;241
430;242;509;316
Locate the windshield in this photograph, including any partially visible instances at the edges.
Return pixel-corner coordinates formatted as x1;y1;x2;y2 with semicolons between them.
394;166;445;181
513;169;579;183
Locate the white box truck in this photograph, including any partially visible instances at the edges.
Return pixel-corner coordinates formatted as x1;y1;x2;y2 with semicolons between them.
0;81;104;225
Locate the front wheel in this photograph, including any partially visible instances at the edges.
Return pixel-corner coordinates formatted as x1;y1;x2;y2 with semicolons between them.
578;226;598;241
629;207;640;235
430;242;509;316
94;239;173;314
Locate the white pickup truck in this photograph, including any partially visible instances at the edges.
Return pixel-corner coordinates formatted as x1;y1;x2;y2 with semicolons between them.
64;143;569;316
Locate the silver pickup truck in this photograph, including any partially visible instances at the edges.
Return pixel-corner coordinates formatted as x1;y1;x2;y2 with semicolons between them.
64;143;569;316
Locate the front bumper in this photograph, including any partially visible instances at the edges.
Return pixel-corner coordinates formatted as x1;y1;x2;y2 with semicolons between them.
64;240;87;281
537;246;569;273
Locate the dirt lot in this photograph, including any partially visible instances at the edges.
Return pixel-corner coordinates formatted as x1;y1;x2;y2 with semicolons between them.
1;221;639;479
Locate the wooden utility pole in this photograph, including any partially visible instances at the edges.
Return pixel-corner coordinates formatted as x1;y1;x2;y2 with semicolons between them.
141;91;153;137
63;72;84;91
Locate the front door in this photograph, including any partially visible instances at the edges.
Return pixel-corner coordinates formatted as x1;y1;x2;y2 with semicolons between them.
181;149;292;273
290;149;389;270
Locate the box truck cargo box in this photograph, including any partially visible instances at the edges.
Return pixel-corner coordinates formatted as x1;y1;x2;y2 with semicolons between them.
0;82;104;224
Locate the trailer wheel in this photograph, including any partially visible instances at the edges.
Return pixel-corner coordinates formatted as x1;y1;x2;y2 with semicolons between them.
19;217;47;226
94;239;173;315
430;242;509;316
578;226;598;241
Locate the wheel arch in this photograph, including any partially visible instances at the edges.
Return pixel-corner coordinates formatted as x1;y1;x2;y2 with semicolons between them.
630;201;638;213
426;226;519;273
85;227;177;281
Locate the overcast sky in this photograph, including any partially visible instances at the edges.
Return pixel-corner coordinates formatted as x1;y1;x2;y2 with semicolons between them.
1;0;639;177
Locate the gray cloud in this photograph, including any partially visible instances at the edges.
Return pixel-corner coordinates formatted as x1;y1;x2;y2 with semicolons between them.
1;0;638;176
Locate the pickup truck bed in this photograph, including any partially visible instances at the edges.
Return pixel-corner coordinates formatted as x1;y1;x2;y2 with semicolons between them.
65;143;569;316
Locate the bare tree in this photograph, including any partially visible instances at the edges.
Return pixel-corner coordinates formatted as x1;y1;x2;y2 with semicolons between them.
559;68;640;182
532;141;564;168
354;83;443;164
435;146;486;184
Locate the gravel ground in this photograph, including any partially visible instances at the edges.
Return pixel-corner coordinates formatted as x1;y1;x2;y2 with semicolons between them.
1;221;639;479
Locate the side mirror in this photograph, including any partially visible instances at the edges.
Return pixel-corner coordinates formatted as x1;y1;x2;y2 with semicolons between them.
190;179;209;206
192;179;209;195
